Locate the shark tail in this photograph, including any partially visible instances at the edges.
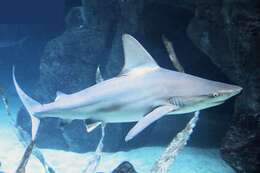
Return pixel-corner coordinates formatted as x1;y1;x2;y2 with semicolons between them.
12;67;41;141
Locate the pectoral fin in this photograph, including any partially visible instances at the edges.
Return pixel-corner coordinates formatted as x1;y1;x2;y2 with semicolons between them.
125;105;178;141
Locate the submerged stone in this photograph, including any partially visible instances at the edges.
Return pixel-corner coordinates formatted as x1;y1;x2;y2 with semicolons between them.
112;161;137;173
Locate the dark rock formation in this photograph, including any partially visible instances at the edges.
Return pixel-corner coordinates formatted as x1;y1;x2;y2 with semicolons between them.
112;161;137;173
186;0;260;172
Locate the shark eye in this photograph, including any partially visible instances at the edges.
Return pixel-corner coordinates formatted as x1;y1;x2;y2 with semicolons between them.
212;92;219;97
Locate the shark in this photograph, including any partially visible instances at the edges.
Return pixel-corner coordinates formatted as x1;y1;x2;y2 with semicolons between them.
13;34;242;142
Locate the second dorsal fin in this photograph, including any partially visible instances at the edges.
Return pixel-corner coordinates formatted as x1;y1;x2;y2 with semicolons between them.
55;91;67;101
120;34;159;75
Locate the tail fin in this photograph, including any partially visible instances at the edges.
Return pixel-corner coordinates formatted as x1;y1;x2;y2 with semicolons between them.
12;67;41;141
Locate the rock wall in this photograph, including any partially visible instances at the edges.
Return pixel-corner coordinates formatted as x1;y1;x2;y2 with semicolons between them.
186;0;260;172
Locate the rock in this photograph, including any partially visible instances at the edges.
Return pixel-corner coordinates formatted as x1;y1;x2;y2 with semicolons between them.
112;161;137;173
186;0;260;172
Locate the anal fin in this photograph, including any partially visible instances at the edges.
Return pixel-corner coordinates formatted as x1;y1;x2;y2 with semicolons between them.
85;121;102;133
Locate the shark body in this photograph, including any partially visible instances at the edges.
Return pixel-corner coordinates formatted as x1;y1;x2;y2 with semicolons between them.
13;34;242;141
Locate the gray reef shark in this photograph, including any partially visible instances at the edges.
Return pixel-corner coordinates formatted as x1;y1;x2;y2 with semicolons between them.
13;34;242;142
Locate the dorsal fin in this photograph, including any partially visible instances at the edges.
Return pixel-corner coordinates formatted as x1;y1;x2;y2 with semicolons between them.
55;91;67;101
120;34;159;75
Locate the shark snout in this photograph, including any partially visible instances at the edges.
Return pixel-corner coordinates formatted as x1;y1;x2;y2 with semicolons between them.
205;85;242;108
229;85;243;96
234;86;243;94
219;85;242;98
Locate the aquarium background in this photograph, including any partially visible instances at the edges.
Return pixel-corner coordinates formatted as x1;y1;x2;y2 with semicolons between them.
0;0;259;173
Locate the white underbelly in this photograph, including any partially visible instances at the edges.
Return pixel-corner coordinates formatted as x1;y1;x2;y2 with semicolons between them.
43;87;167;122
79;102;151;123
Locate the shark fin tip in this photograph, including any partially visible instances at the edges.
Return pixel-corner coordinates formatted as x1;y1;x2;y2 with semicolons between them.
124;135;132;142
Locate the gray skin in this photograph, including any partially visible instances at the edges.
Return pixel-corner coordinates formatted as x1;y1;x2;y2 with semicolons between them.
36;68;241;121
13;34;242;141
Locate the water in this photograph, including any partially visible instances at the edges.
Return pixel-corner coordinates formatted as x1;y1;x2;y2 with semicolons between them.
0;2;239;173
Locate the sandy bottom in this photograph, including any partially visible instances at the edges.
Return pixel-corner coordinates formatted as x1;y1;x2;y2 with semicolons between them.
0;98;235;173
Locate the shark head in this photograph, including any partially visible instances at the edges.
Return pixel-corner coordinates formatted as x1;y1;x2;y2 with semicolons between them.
120;34;243;114
168;73;243;113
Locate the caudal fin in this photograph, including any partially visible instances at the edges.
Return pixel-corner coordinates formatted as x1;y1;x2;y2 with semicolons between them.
12;67;41;141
